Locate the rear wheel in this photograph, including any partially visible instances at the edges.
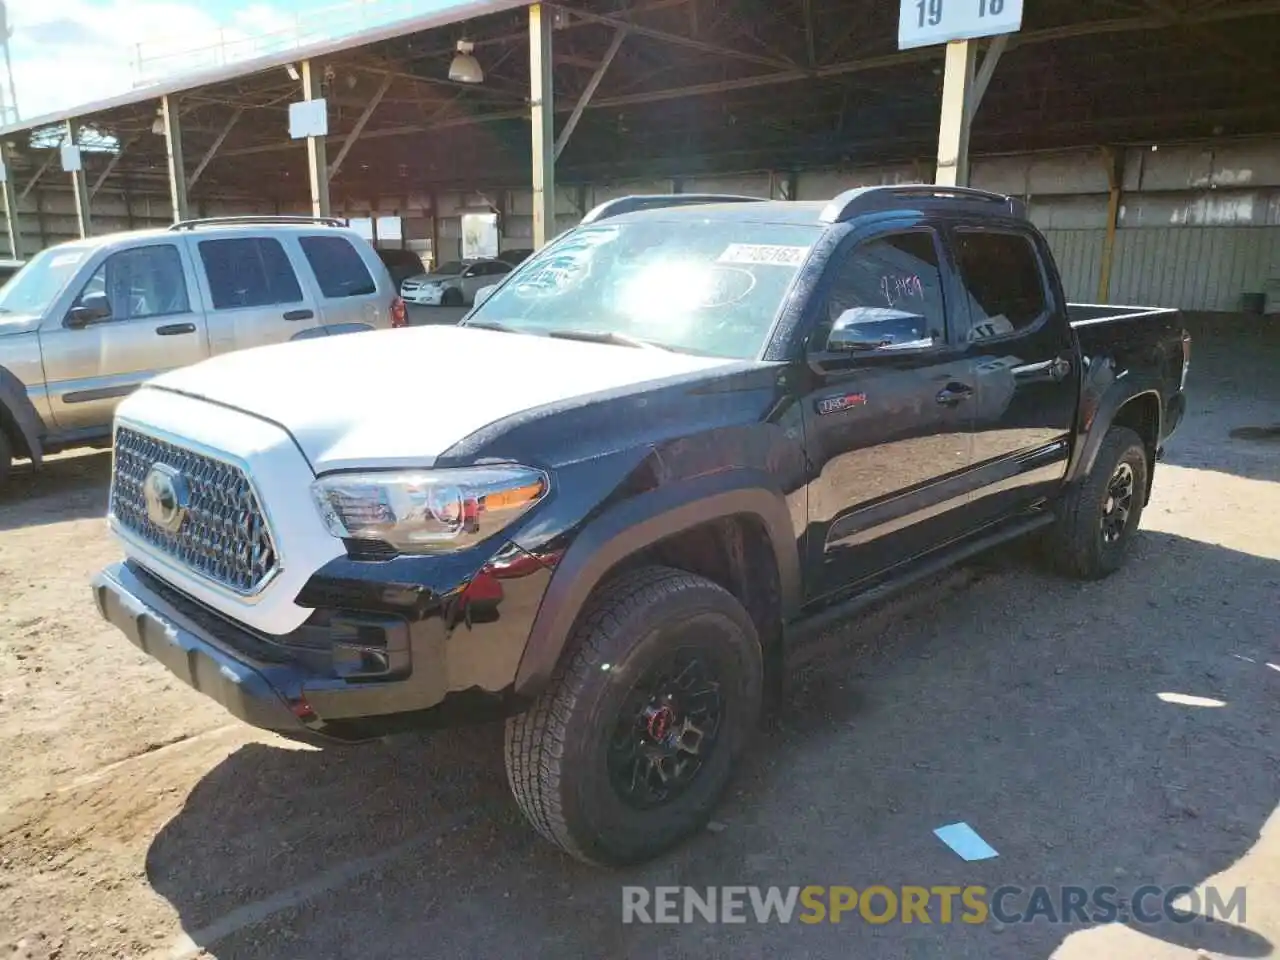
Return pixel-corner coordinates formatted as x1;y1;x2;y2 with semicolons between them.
1046;425;1149;579
441;287;464;307
504;566;763;866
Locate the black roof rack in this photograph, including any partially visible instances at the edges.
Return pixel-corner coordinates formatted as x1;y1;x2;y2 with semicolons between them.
168;214;347;232
580;194;767;224
819;184;1027;223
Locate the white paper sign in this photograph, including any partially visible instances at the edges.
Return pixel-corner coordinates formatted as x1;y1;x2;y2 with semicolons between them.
289;98;329;139
60;144;82;173
898;0;1023;50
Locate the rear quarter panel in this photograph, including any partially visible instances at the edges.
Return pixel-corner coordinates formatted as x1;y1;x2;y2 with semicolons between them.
1067;306;1188;480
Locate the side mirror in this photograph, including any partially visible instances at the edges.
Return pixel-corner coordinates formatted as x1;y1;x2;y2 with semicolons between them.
473;284;498;308
825;306;935;353
66;293;111;328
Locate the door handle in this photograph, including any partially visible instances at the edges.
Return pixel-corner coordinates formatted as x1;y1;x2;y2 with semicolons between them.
155;323;196;336
283;309;314;322
936;383;974;406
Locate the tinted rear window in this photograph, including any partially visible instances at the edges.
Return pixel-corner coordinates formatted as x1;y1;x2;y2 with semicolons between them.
198;238;303;309
953;230;1049;338
300;235;378;299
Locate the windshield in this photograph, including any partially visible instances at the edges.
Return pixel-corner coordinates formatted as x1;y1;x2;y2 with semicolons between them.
433;261;466;275
462;221;820;358
0;244;91;315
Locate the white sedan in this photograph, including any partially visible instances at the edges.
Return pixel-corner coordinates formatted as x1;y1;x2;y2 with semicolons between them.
400;258;513;307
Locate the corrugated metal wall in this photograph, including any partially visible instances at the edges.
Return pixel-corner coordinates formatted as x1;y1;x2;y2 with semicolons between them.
1109;227;1280;311
1042;229;1105;302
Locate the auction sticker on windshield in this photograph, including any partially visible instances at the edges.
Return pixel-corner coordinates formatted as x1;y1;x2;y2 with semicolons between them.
717;244;811;266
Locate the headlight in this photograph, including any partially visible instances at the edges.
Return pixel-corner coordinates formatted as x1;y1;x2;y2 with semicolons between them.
311;465;548;554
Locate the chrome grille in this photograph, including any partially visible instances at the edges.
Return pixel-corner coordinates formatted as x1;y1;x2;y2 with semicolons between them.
110;427;279;594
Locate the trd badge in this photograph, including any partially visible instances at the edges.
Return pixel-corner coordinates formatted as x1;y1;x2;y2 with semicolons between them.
816;392;867;416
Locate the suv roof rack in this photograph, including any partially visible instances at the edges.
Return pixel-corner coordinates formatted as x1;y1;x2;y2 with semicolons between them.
819;184;1027;223
580;194;767;224
168;214;347;232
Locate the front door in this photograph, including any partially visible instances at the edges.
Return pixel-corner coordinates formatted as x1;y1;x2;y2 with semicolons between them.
947;226;1079;523
41;242;208;432
801;225;977;601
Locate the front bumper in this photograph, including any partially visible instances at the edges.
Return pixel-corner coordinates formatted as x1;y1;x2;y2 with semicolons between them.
93;561;312;738
401;285;444;305
93;544;555;742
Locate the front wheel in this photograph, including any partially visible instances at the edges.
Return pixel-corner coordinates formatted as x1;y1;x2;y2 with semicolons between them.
441;287;464;307
504;566;763;866
1046;425;1149;580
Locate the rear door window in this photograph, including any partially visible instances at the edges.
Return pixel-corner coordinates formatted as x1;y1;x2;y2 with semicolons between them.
198;238;304;309
952;230;1049;339
298;235;378;299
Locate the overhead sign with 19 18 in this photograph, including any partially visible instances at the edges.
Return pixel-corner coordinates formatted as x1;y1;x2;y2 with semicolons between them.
898;0;1023;50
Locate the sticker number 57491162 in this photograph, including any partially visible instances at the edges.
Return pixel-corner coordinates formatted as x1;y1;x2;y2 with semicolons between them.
717;244;811;266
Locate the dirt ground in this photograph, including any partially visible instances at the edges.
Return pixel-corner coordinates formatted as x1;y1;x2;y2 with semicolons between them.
1;315;1277;960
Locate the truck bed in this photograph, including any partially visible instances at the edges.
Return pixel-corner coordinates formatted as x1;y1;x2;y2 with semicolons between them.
1066;302;1190;446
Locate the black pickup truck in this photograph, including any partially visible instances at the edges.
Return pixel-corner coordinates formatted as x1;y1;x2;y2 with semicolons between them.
91;185;1190;867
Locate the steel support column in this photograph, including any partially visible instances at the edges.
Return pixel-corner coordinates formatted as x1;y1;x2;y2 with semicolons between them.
0;141;19;259
301;60;331;218
65;120;90;238
529;3;555;249
935;40;976;187
1098;146;1125;302
161;95;188;223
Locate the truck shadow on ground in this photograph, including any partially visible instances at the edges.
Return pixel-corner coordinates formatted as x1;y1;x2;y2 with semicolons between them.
0;449;111;532
145;530;1277;960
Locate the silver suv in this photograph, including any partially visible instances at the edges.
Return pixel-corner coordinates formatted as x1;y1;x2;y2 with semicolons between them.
0;215;406;485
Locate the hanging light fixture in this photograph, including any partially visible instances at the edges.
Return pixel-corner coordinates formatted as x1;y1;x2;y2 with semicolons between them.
449;39;484;84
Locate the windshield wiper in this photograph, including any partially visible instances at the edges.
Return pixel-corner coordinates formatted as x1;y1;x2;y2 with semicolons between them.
544;328;671;351
463;319;519;334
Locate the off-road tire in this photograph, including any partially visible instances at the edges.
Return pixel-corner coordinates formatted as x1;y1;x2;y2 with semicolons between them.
1046;425;1149;580
0;428;12;489
441;287;464;307
504;565;763;867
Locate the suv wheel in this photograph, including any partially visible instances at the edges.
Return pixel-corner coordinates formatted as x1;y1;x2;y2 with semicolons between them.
1046;425;1149;580
504;566;763;866
441;287;464;307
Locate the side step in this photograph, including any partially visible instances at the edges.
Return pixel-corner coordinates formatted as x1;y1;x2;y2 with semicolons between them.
785;512;1055;668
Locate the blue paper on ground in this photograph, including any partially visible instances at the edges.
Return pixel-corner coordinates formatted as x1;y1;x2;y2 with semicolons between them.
933;822;999;861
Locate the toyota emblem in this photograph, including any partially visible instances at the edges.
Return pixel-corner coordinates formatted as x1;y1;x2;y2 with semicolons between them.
143;463;190;534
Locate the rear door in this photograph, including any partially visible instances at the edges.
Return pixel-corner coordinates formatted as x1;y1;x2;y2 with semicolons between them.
800;224;979;599
41;241;207;431
295;232;387;329
190;235;320;355
946;225;1079;522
